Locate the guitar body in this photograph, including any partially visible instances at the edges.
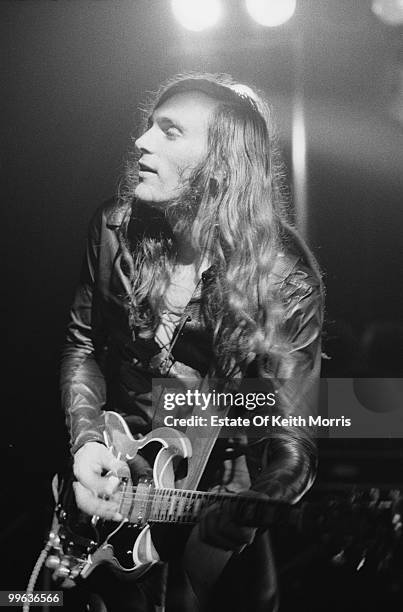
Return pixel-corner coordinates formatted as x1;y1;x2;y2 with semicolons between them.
46;416;403;601
48;413;192;582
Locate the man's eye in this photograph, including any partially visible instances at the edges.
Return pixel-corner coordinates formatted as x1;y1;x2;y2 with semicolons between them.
165;126;181;139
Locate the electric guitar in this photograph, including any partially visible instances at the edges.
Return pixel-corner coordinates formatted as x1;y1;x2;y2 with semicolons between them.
45;411;293;585
45;412;403;590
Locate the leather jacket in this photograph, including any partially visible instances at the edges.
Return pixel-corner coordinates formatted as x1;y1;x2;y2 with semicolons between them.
61;199;324;504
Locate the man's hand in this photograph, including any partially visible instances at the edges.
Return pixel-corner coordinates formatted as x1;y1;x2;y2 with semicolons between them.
198;490;265;552
73;442;130;521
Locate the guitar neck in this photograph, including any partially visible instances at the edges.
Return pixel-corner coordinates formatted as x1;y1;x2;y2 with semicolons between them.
150;489;227;525
120;485;289;528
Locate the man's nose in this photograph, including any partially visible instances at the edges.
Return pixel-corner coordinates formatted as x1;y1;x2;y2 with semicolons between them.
135;128;153;153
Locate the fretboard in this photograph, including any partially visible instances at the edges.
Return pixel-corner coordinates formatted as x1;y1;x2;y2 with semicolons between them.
118;484;286;528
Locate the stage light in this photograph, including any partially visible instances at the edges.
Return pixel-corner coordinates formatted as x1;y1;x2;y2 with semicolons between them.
372;0;403;25
171;0;222;32
245;0;297;27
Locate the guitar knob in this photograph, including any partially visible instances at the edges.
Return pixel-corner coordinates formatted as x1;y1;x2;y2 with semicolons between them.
54;565;70;579
48;533;61;546
45;555;61;569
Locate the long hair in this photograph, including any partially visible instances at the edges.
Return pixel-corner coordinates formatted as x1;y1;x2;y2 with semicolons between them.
117;73;315;376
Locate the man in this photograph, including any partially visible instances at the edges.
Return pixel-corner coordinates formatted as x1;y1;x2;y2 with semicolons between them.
61;73;323;611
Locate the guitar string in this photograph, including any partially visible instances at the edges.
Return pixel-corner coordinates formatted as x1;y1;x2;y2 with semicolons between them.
111;483;267;500
114;499;257;523
109;491;262;509
106;488;270;506
110;489;270;506
101;488;268;522
113;492;230;516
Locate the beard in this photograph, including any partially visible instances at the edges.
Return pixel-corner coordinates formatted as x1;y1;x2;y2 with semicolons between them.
128;182;203;258
165;187;201;240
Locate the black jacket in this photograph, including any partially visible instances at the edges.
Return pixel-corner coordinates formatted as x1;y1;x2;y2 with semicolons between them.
60;199;324;611
61;198;323;503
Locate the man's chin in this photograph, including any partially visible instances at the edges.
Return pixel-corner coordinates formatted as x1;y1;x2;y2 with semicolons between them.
134;184;161;204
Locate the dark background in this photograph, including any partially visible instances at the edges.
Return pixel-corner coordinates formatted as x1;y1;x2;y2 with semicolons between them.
1;1;403;609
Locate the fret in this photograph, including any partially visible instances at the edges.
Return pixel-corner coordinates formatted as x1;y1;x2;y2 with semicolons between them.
181;493;190;522
176;490;187;522
192;494;203;520
184;492;197;522
150;489;159;522
163;489;173;520
155;488;171;522
168;489;178;519
190;492;206;522
186;491;198;521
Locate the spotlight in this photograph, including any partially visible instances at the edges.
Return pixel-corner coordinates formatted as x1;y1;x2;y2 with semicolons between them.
171;0;222;32
372;0;403;25
245;0;297;27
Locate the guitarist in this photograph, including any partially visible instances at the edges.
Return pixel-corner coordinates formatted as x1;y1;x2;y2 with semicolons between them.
61;73;324;612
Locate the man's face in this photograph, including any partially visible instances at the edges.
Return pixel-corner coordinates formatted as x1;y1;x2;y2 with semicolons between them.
134;91;218;205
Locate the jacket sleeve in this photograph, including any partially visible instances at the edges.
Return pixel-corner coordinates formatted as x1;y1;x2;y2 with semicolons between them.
60;209;107;454
251;267;324;504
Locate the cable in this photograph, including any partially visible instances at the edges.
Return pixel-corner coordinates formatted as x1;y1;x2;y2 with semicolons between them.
23;541;53;612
